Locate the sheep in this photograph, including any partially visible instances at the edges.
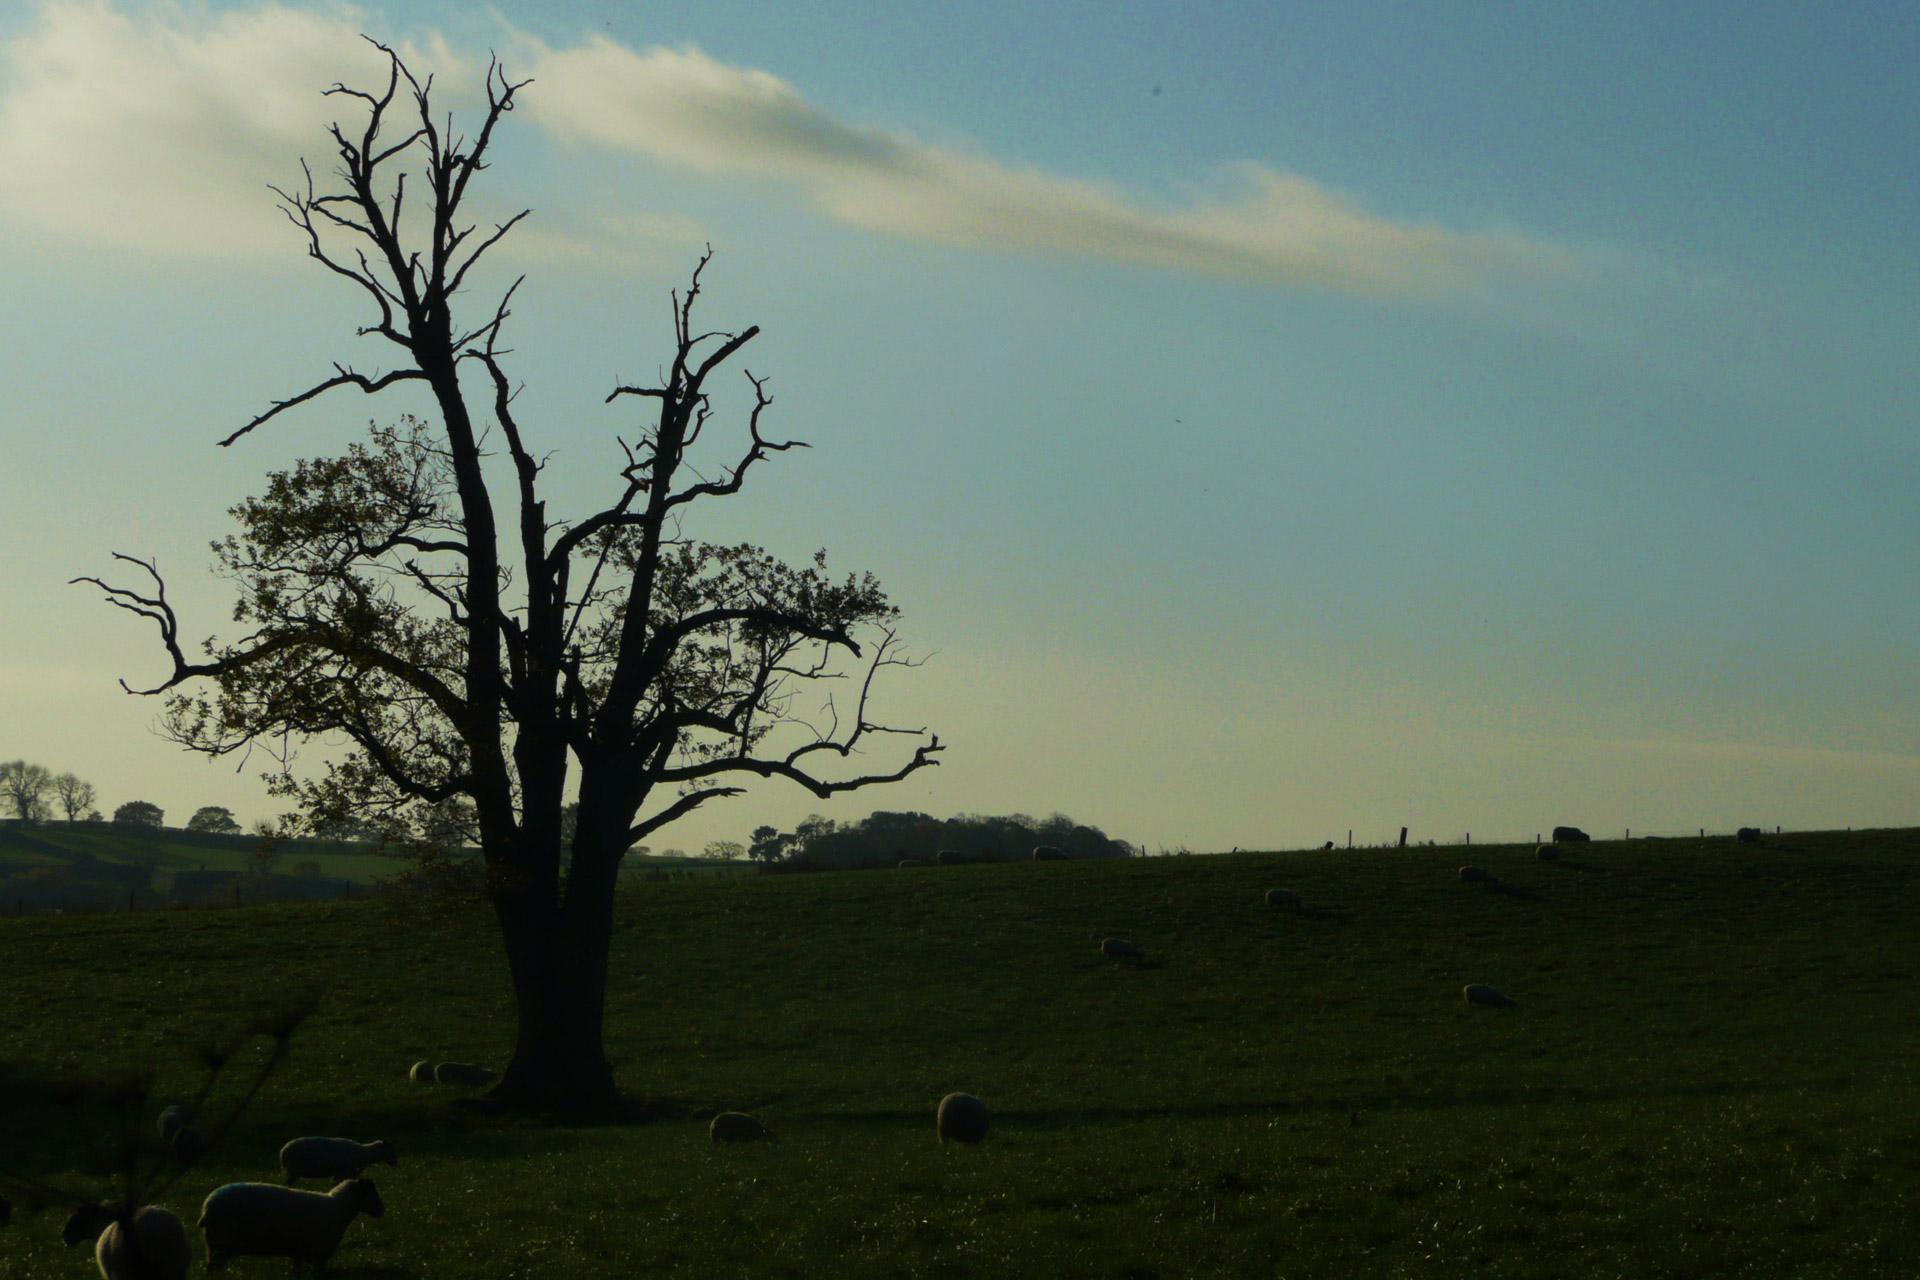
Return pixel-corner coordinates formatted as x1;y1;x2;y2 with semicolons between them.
708;1112;776;1144
897;858;928;868
1100;937;1143;962
1265;888;1302;908
156;1105;189;1144
1535;843;1559;863
1321;841;1334;850
96;1206;192;1280
63;1201;118;1247
408;1060;437;1084
1457;865;1497;884
935;849;961;866
1551;825;1590;843
199;1178;385;1272
433;1062;497;1086
279;1138;398;1185
1031;846;1066;861
937;1093;989;1145
1736;827;1761;844
1463;984;1517;1008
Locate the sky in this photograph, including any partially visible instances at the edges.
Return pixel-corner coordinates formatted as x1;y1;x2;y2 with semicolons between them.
0;0;1916;853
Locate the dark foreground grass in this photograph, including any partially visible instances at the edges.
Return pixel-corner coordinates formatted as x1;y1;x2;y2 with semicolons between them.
1;830;1916;1277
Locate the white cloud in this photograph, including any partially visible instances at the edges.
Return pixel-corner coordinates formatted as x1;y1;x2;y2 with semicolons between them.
0;3;1586;293
524;38;1587;295
0;1;408;254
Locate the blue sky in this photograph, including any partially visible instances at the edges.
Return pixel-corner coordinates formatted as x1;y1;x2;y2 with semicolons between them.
0;1;1915;850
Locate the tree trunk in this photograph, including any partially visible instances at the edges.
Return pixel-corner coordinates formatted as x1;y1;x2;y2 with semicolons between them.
488;866;621;1112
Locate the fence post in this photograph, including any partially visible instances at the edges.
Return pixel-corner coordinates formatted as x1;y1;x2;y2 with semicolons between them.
1397;827;1407;848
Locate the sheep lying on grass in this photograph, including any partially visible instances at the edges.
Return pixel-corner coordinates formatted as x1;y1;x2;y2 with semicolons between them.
279;1138;398;1185
1265;888;1301;908
156;1106;188;1144
1457;865;1497;884
199;1178;384;1272
1535;844;1559;863
96;1206;192;1280
1031;846;1066;861
708;1112;775;1144
1101;938;1143;962
937;1093;989;1145
408;1061;436;1084
1463;984;1517;1008
897;859;928;868
433;1062;497;1086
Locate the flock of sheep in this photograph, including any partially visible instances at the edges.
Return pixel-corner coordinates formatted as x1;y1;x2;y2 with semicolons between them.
6;825;1679;1276
41;1108;397;1278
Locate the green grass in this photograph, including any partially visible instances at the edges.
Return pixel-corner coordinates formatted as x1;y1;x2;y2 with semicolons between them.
0;823;399;886
2;830;1917;1277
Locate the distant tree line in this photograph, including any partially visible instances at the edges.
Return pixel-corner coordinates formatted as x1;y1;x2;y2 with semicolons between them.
746;811;1135;870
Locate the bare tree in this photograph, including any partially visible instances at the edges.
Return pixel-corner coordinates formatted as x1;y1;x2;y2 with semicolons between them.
50;772;97;823
77;44;939;1111
0;760;52;823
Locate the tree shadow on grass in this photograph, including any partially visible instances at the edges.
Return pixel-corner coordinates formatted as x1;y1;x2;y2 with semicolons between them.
784;1075;1810;1132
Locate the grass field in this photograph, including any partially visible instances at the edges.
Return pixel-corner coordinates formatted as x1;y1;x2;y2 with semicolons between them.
1;830;1916;1277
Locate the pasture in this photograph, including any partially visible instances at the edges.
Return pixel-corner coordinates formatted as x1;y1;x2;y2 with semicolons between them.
1;830;1916;1277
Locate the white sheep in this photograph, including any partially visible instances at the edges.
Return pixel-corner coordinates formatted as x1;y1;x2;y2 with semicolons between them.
1031;846;1066;861
96;1206;192;1280
1535;844;1559;863
1463;983;1517;1008
199;1178;385;1272
433;1062;497;1086
279;1137;398;1185
156;1106;189;1144
1100;937;1143;962
937;1093;989;1144
1265;888;1301;908
708;1112;775;1144
408;1061;436;1084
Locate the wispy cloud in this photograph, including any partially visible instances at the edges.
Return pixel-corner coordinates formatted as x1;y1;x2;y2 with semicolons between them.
0;1;403;255
0;2;1587;293
523;38;1587;295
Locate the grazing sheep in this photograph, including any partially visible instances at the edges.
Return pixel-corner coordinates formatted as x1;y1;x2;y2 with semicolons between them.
433;1062;497;1086
1457;865;1497;884
1100;937;1143;962
708;1112;775;1144
1031;846;1066;861
63;1202;117;1247
1551;826;1590;843
408;1061;437;1084
279;1138;398;1185
935;849;962;866
199;1178;384;1272
1463;984;1517;1008
156;1105;189;1144
936;1093;989;1145
96;1206;192;1280
1321;841;1334;850
1265;888;1301;908
897;859;928;868
1535;843;1559;863
1736;827;1761;844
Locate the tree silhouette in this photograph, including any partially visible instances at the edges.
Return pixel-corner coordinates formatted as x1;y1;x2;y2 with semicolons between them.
76;43;939;1111
50;773;97;823
0;760;51;823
